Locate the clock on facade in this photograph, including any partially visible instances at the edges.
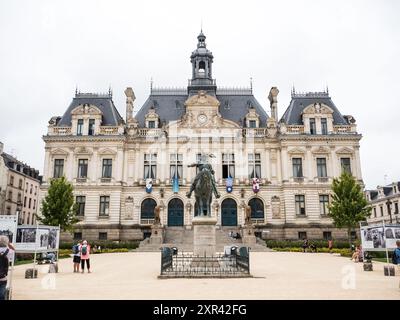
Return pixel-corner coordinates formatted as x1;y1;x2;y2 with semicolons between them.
197;114;208;124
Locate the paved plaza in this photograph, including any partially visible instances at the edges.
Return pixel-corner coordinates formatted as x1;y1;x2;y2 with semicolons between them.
11;252;400;300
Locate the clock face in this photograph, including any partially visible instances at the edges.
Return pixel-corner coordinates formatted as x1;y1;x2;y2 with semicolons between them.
197;114;208;124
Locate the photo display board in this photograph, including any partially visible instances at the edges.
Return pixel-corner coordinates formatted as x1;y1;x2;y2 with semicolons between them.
0;215;18;244
360;223;400;251
15;225;60;253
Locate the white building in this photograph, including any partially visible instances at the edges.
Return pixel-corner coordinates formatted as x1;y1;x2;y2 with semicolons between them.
366;182;400;224
41;32;363;242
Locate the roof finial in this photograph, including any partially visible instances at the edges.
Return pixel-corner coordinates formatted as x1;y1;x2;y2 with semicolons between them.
108;85;112;97
326;84;329;95
75;85;78;96
150;77;153;93
250;77;253;93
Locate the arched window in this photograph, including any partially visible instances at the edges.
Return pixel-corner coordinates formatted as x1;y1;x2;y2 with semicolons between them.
249;198;264;220
141;198;157;224
199;61;206;72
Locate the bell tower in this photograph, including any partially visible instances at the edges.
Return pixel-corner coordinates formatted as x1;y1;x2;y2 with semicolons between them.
188;30;216;95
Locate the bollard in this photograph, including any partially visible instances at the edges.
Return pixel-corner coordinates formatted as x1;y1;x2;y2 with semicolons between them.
363;262;373;271
383;265;395;276
25;268;38;279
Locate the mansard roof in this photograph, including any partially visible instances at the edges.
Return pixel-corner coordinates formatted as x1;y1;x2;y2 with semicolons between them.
57;93;124;126
368;182;400;201
280;91;348;125
1;152;41;180
134;88;269;127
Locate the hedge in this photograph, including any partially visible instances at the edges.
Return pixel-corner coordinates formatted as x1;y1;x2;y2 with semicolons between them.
271;247;352;257
59;241;139;250
265;240;356;249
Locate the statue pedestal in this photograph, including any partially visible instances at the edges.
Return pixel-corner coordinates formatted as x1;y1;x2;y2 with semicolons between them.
149;224;164;245
242;224;256;246
192;216;217;256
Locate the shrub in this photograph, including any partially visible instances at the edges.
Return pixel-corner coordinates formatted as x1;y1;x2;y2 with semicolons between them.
60;241;139;250
266;240;351;249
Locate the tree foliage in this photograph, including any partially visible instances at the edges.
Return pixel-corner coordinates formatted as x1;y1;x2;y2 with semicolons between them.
38;177;78;231
328;172;371;244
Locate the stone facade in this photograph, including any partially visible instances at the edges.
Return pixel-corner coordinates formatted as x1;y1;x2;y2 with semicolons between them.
366;182;400;224
0;141;42;224
40;32;363;242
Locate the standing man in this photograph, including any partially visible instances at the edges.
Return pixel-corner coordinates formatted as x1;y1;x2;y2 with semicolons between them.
392;240;400;265
72;241;81;273
0;235;15;300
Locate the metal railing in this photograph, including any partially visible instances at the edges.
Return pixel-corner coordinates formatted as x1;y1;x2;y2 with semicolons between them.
160;247;250;277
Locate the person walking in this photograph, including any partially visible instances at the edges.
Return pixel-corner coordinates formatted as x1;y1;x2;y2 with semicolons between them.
72;241;81;273
79;240;91;273
302;238;309;253
328;239;333;254
0;236;15;300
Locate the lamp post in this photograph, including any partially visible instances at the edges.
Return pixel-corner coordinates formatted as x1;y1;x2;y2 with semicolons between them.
386;199;392;224
16;201;22;224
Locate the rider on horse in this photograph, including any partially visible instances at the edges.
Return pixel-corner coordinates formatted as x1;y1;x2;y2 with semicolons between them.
186;154;220;199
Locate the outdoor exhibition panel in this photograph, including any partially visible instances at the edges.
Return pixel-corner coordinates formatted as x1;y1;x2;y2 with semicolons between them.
360;223;400;251
15;225;60;253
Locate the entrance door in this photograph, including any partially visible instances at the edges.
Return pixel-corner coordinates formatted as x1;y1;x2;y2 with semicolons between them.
168;198;184;226
221;198;237;226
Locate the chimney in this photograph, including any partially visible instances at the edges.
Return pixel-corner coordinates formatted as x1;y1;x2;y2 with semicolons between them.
268;87;279;121
124;87;136;122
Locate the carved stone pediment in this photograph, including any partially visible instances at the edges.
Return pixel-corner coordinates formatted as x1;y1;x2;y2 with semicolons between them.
71;104;102;116
98;148;117;155
288;147;306;155
75;146;93;155
312;146;330;154
335;147;354;155
302;103;333;115
184;90;220;107
50;148;69;156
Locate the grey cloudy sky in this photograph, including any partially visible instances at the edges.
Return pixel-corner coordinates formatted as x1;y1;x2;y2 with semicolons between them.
0;0;399;189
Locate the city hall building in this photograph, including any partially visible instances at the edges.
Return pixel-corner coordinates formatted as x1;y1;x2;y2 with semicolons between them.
41;31;363;242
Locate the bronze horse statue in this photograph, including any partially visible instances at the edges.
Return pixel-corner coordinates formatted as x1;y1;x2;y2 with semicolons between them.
186;155;220;217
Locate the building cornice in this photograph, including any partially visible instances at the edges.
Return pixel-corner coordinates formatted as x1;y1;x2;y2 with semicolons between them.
42;135;126;143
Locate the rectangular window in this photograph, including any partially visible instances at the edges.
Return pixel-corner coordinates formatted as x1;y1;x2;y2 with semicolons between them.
53;159;64;178
24;196;27;208
249;120;256;128
323;231;332;240
78;159;88;178
317;158;327;177
28;198;31;209
321;118;328;134
148;121;155;128
102;159;112;178
77;119;84;135
351;231;357;240
18;179;23;189
99;196;110;216
380;206;384;217
144;154;157;179
373;207;377;218
76;196;86;216
9;176;14;186
170;154;183;179
298;231;307;240
8;191;12;201
222;153;235;178
30;184;33;194
99;232;108;240
394;202;399;214
73;232;82;240
248;153;261;179
295;195;306;215
88;119;95;135
340;158;351;174
310;118;316;135
292;158;303;177
319;195;329;215
33;199;36;210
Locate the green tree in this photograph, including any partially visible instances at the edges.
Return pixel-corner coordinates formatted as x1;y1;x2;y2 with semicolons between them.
328;172;371;247
38;177;78;232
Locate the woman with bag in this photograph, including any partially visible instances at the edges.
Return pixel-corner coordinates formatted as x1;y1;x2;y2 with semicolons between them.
79;240;91;273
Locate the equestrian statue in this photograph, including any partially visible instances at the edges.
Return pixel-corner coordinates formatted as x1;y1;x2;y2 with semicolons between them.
186;154;220;217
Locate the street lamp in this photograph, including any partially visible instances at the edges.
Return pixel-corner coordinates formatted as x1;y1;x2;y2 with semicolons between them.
386;199;393;224
16;201;22;225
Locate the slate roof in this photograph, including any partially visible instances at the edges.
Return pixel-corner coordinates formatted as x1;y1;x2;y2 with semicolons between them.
369;191;378;201
1;152;41;180
367;182;400;201
280;92;348;125
134;91;269;128
57;94;124;126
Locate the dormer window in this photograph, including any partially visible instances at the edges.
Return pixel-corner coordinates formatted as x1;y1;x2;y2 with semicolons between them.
321;118;328;134
77;119;84;135
310;118;316;135
249;120;257;128
148;121;156;129
88;119;95;135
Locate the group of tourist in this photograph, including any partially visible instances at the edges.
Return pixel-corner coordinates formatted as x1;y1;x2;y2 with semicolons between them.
71;240;91;273
301;238;333;253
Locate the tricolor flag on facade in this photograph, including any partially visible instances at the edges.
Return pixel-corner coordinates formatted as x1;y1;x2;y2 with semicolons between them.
252;177;260;193
226;176;233;193
172;176;179;193
145;178;153;193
